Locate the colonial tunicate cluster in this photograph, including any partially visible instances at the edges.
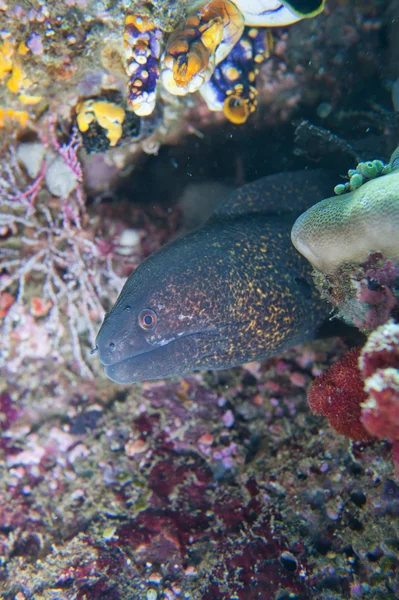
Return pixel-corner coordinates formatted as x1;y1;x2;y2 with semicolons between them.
122;0;325;123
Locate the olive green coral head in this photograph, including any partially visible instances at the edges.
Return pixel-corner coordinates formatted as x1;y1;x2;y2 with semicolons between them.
291;147;399;274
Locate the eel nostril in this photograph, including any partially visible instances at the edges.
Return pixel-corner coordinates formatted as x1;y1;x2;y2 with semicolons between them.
109;342;116;351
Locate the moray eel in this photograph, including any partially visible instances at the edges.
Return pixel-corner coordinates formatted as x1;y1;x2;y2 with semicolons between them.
96;170;336;384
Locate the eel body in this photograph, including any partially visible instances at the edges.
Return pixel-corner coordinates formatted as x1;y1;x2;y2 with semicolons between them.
96;170;336;384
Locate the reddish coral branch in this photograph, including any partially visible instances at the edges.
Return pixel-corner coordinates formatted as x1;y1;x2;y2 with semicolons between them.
308;347;371;441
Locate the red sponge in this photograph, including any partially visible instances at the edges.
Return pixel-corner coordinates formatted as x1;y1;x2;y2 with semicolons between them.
308;347;372;441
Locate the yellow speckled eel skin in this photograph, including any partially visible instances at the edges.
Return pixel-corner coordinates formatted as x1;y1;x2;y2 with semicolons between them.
96;170;336;384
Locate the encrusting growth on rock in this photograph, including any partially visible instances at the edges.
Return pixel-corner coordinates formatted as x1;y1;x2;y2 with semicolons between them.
291;147;399;276
291;147;399;331
308;347;371;442
308;321;399;473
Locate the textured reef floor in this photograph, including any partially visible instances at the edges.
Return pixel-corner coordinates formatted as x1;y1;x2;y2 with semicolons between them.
1;0;399;598
1;188;399;598
2;337;398;600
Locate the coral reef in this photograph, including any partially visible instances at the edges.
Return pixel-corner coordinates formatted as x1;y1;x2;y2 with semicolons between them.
0;0;386;193
308;347;371;442
360;322;399;473
291;148;399;331
1;339;398;598
308;321;399;475
0;1;397;598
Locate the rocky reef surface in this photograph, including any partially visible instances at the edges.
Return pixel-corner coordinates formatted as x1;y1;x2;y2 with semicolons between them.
1;339;398;599
0;0;388;191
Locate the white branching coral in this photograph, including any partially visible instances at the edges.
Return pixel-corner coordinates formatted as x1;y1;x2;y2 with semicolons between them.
0;126;126;378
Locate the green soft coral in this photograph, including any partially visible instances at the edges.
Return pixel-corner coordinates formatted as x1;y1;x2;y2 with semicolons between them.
291;147;399;274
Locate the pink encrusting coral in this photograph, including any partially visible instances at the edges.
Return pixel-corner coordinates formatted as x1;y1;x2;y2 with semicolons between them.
363;370;399;439
360;320;399;379
312;253;399;334
353;257;399;330
308;320;399;473
360;322;399;459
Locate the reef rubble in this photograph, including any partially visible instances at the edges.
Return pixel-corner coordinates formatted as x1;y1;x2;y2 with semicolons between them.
1;339;398;599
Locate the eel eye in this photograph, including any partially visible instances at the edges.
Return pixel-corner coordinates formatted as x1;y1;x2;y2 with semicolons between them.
138;309;157;330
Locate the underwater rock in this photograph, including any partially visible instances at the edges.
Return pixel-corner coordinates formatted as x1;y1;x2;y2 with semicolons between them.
291;148;399;276
16;141;46;179
44;154;79;198
1;353;397;598
0;0;386;198
293;119;361;166
291;148;399;330
177;180;234;230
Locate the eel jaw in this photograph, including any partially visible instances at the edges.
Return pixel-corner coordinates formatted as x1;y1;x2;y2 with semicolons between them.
100;331;210;385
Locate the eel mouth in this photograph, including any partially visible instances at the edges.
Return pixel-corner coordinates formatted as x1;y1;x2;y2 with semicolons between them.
100;331;208;385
